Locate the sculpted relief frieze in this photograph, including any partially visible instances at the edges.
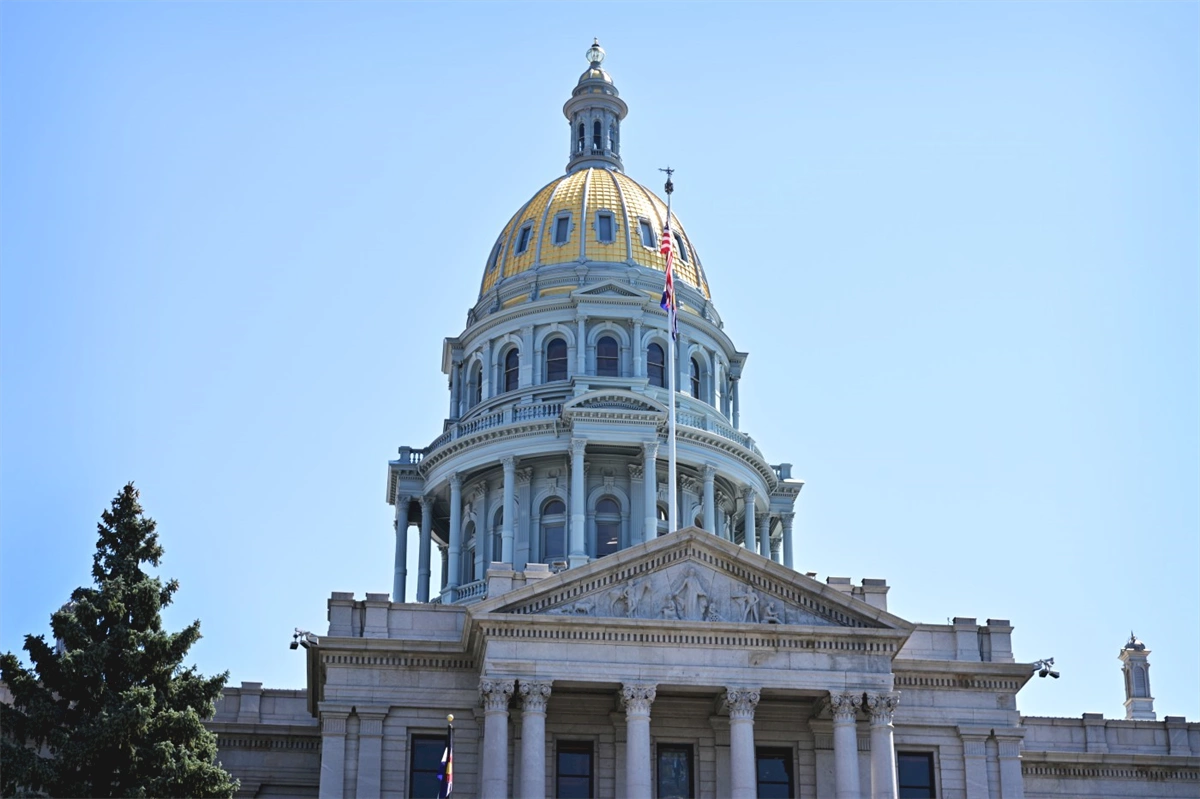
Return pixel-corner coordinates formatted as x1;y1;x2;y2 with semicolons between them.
540;562;837;626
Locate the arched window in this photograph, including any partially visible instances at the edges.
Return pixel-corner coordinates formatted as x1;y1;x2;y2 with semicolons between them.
609;123;618;154
1133;666;1148;697
541;499;566;562
491;508;504;565
593;120;603;150
595;497;621;558
546;338;568;382
470;362;483;406
577;123;585;153
463;522;477;583
597;335;618;377
690;357;702;399
504;348;519;393
656;504;669;537
648;343;666;388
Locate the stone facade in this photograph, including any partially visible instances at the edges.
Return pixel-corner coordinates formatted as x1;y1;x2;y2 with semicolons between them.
206;41;1198;799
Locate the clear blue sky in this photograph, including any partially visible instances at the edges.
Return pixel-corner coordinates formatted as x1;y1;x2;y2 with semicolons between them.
2;2;1196;721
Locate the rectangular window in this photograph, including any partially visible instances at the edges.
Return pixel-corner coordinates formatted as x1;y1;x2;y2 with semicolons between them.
516;224;533;254
897;752;936;798
555;215;570;244
556;740;594;799
409;735;447;799
756;747;793;799
657;743;693;799
597;212;614;243
639;219;655;248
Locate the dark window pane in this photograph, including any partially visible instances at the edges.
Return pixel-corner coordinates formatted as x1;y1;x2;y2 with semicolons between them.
597;497;619;515
598;214;613;242
640;220;655;248
547;339;568;382
543;524;564;560
517;225;532;254
557;741;593;799
897;752;935;798
505;349;519;392
648;343;666;388
657;745;693;799
555;216;570;244
597;522;619;558
410;736;448;799
756;747;793;799
674;233;688;262
690;358;701;398
597;336;618;376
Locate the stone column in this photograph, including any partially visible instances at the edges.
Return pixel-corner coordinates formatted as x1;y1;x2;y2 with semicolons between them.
520;325;534;388
643;441;659;543
731;375;741;429
354;708;388;799
519;681;553;799
318;710;349;799
480;678;515;799
576;314;588;376
958;727;990;799
482;339;493;400
446;474;462;600
633;320;644;377
450;357;462;419
831;692;863;799
742;487;757;553
569;438;588;567
392;495;411;602
417;495;433;602
438;544;448;593
622;683;657;799
759;513;771;559
866;693;899;799
501;457;516;564
996;733;1026;798
781;512;795;570
702;465;716;533
725;688;761;799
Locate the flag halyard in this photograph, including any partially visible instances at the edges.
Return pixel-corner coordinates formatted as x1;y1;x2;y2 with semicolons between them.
437;722;454;798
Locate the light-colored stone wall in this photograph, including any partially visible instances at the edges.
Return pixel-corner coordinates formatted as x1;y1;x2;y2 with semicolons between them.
210;683;320;798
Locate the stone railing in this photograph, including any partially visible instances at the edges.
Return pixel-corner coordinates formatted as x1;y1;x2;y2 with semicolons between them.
673;407;761;456
426;403;564;454
456;580;488;601
395;446;429;466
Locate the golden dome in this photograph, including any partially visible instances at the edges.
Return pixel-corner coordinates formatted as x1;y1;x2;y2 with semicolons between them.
480;168;709;300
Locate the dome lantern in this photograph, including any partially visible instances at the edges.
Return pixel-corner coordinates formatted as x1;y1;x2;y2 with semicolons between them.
564;39;628;174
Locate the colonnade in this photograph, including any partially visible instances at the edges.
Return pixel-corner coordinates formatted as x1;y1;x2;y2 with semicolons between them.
393;440;797;603
477;679;900;799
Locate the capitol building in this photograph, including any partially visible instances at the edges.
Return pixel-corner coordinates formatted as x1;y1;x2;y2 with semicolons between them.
206;43;1198;799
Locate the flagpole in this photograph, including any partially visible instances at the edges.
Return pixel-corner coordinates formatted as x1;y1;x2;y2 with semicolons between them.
662;169;678;534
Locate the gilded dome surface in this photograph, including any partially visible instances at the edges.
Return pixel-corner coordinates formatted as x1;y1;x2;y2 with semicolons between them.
479;168;709;300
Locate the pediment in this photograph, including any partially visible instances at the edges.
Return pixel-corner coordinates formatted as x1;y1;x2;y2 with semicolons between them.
471;528;912;632
562;390;668;418
572;280;647;300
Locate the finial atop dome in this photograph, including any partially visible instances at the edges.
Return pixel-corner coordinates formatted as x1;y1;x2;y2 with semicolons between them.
586;38;605;66
1124;631;1147;651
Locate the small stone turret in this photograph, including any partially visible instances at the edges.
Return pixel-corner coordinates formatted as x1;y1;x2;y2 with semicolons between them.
1119;632;1155;720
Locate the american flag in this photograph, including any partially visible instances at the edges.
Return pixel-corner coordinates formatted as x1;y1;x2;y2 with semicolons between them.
659;226;677;339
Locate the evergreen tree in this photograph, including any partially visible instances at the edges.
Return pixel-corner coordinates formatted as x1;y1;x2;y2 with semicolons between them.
1;483;238;798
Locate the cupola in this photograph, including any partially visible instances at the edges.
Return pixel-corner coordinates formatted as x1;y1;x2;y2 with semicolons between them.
564;39;628;173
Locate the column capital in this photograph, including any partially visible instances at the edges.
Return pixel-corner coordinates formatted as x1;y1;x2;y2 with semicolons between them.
723;688;761;720
480;678;515;712
621;683;657;716
642;440;658;458
519;680;553;713
742;485;756;502
703;464;717;482
502;455;516;471
420;494;435;511
395;492;412;506
865;692;900;725
517;467;533;485
628;464;644;480
570;438;587;457
450;472;462;490
680;475;699;493
829;692;862;722
781;512;795;526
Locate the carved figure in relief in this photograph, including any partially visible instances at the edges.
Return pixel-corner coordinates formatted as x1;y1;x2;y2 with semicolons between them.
732;589;760;623
763;602;781;624
671;567;709;621
611;579;648;618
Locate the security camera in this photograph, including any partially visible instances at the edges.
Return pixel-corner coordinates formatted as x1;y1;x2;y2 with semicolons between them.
289;639;299;651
